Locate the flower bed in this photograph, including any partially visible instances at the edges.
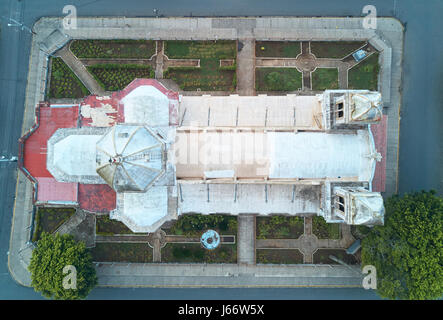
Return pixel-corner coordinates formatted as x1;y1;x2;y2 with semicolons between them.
255;41;301;58
165;214;237;237
256;216;304;239
32;207;76;241
311;68;339;90
161;243;237;263
310;41;366;59
313;249;358;265
163;40;237;91
95;215;135;235
87;63;154;91
70;40;156;59
312;216;340;239
90;243;153;262
255;67;302;91
48;57;90;99
256;249;304;264
348;53;380;91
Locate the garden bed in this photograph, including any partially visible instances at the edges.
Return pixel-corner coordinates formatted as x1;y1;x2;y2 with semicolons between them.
310;41;366;59
311;216;340;239
255;68;302;91
165;214;237;237
313;249;358;265
256;249;304;264
161;243;237;263
32;207;76;242
48;57;90;99
163;40;237;91
87;63;154;91
256;216;304;239
96;215;135;235
90;243;152;262
351;225;372;240
70;40;156;59
311;68;339;90
348;52;380;91
255;41;301;58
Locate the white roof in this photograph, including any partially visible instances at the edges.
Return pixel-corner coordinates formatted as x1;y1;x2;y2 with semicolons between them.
178;183;321;215
111;186;171;233
121;85;170;126
268;130;375;181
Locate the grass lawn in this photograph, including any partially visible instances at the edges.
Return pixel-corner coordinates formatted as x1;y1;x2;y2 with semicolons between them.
32;207;76;242
48;57;90;99
87;63;154;91
255;41;301;58
165;214;237;237
90;243;152;262
310;41;366;59
163;40;236;91
256;249;304;264
256;216;304;239
313;249;358;265
255;68;302;91
311;68;339;90
312;216;340;239
161;243;237;263
70;40;156;59
96;215;134;235
348;53;380;91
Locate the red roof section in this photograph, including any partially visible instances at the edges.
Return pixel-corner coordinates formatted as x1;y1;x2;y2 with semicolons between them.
371;115;387;192
79;78;179;127
78;184;116;212
23;105;79;178
36;177;78;203
21;79;178;210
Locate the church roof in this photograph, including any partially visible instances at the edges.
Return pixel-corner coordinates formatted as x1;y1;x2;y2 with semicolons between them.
96;124;165;192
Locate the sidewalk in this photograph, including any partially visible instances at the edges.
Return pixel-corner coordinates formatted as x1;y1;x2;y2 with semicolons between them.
10;16;403;288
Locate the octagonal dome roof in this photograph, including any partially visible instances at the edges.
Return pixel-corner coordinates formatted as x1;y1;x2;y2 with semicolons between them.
96;125;165;192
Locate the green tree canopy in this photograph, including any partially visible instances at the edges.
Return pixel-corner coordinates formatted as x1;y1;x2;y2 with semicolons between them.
29;232;97;300
361;190;443;300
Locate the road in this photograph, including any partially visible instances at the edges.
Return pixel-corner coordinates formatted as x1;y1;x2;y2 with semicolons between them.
0;0;442;300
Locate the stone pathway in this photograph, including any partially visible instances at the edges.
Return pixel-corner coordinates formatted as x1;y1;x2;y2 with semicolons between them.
155;40;164;79
55;46;105;95
237;215;256;264
236;39;255;96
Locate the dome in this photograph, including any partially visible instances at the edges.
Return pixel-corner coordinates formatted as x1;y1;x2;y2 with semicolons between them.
96;125;165;192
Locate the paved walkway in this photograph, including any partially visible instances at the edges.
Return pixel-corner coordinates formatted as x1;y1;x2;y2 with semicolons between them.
55;209;95;248
55;46;105;95
237;215;256;264
236;39;255;95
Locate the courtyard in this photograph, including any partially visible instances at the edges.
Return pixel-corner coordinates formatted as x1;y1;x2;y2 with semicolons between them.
46;38;380;102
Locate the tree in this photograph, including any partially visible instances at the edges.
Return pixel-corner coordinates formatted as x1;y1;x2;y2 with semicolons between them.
361;190;443;300
29;232;98;300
